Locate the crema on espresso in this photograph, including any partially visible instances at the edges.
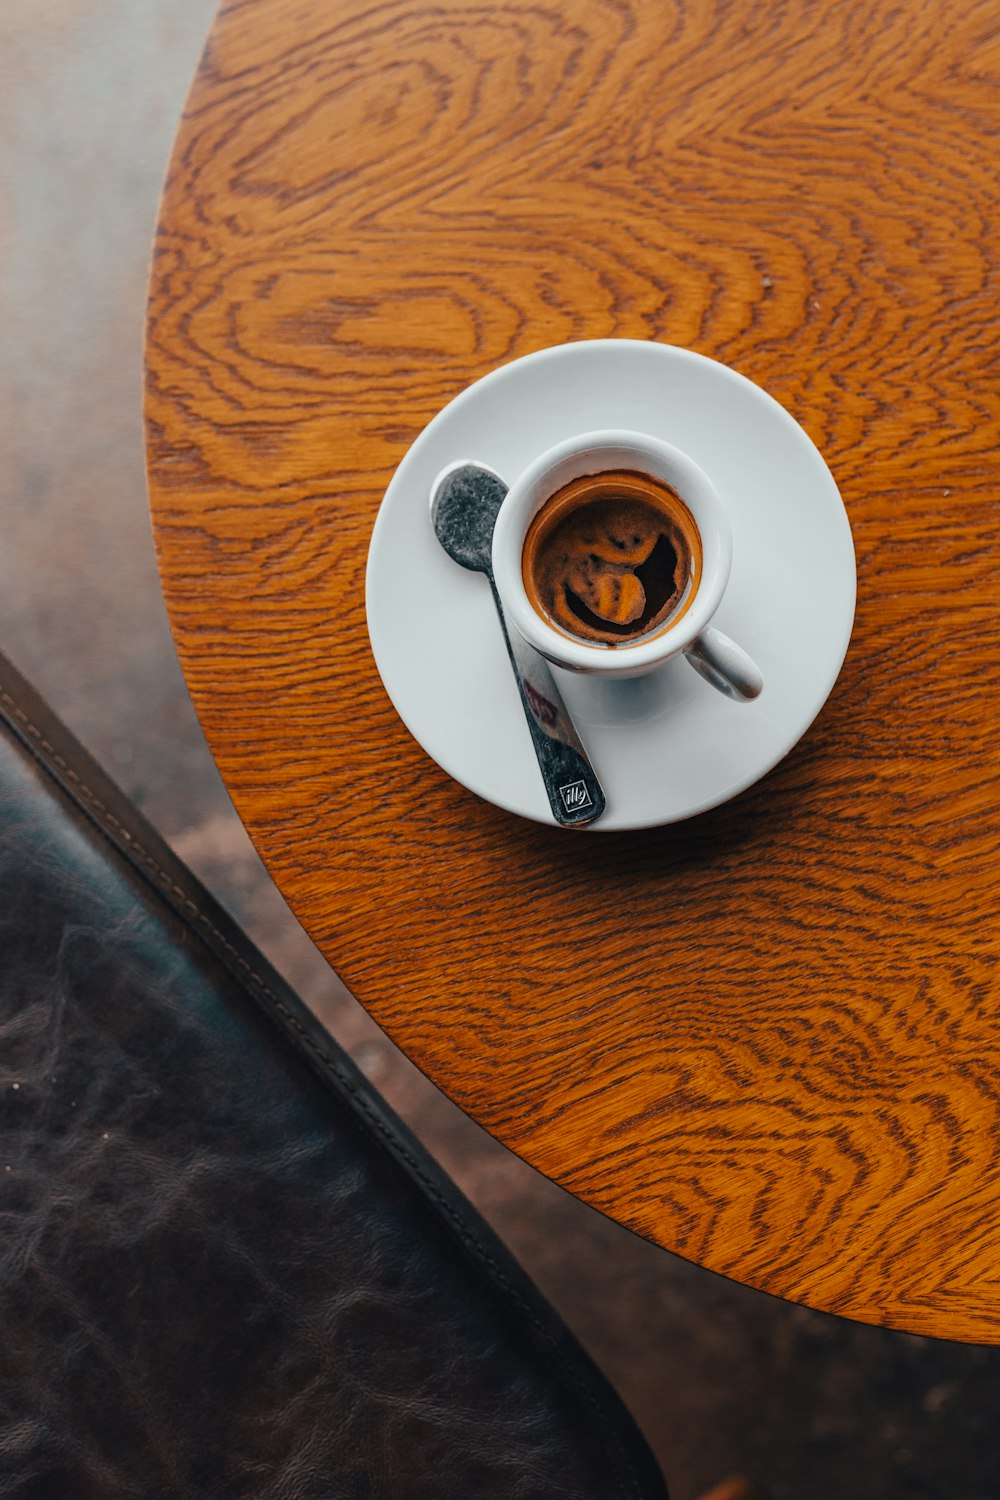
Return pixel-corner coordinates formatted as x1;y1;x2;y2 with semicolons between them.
521;470;702;647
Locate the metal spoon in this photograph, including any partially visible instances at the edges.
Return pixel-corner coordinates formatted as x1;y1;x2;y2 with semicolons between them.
430;461;606;827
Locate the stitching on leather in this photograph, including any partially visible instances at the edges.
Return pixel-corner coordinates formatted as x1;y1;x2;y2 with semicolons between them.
0;684;651;1500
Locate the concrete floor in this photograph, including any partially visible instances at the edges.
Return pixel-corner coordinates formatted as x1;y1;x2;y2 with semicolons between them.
3;4;1000;1497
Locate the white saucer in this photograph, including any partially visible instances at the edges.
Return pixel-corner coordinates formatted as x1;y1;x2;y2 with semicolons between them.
365;340;855;832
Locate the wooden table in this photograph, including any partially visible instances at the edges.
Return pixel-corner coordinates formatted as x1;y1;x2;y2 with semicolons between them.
146;0;1000;1343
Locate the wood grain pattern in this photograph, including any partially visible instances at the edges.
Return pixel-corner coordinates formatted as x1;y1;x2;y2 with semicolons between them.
146;0;1000;1341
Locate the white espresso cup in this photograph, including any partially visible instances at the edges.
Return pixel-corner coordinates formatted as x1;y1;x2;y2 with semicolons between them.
491;430;763;697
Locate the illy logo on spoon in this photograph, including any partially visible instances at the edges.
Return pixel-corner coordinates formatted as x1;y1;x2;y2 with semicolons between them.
559;781;593;813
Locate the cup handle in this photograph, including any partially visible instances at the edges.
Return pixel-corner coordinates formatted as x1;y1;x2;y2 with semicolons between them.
684;627;763;701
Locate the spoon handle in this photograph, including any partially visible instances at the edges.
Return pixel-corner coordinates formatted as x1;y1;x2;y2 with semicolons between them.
487;579;606;827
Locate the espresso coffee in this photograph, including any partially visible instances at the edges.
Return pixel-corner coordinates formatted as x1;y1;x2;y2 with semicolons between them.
521;469;702;647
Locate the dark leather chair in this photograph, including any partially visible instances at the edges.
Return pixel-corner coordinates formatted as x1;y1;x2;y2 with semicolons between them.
0;650;669;1499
